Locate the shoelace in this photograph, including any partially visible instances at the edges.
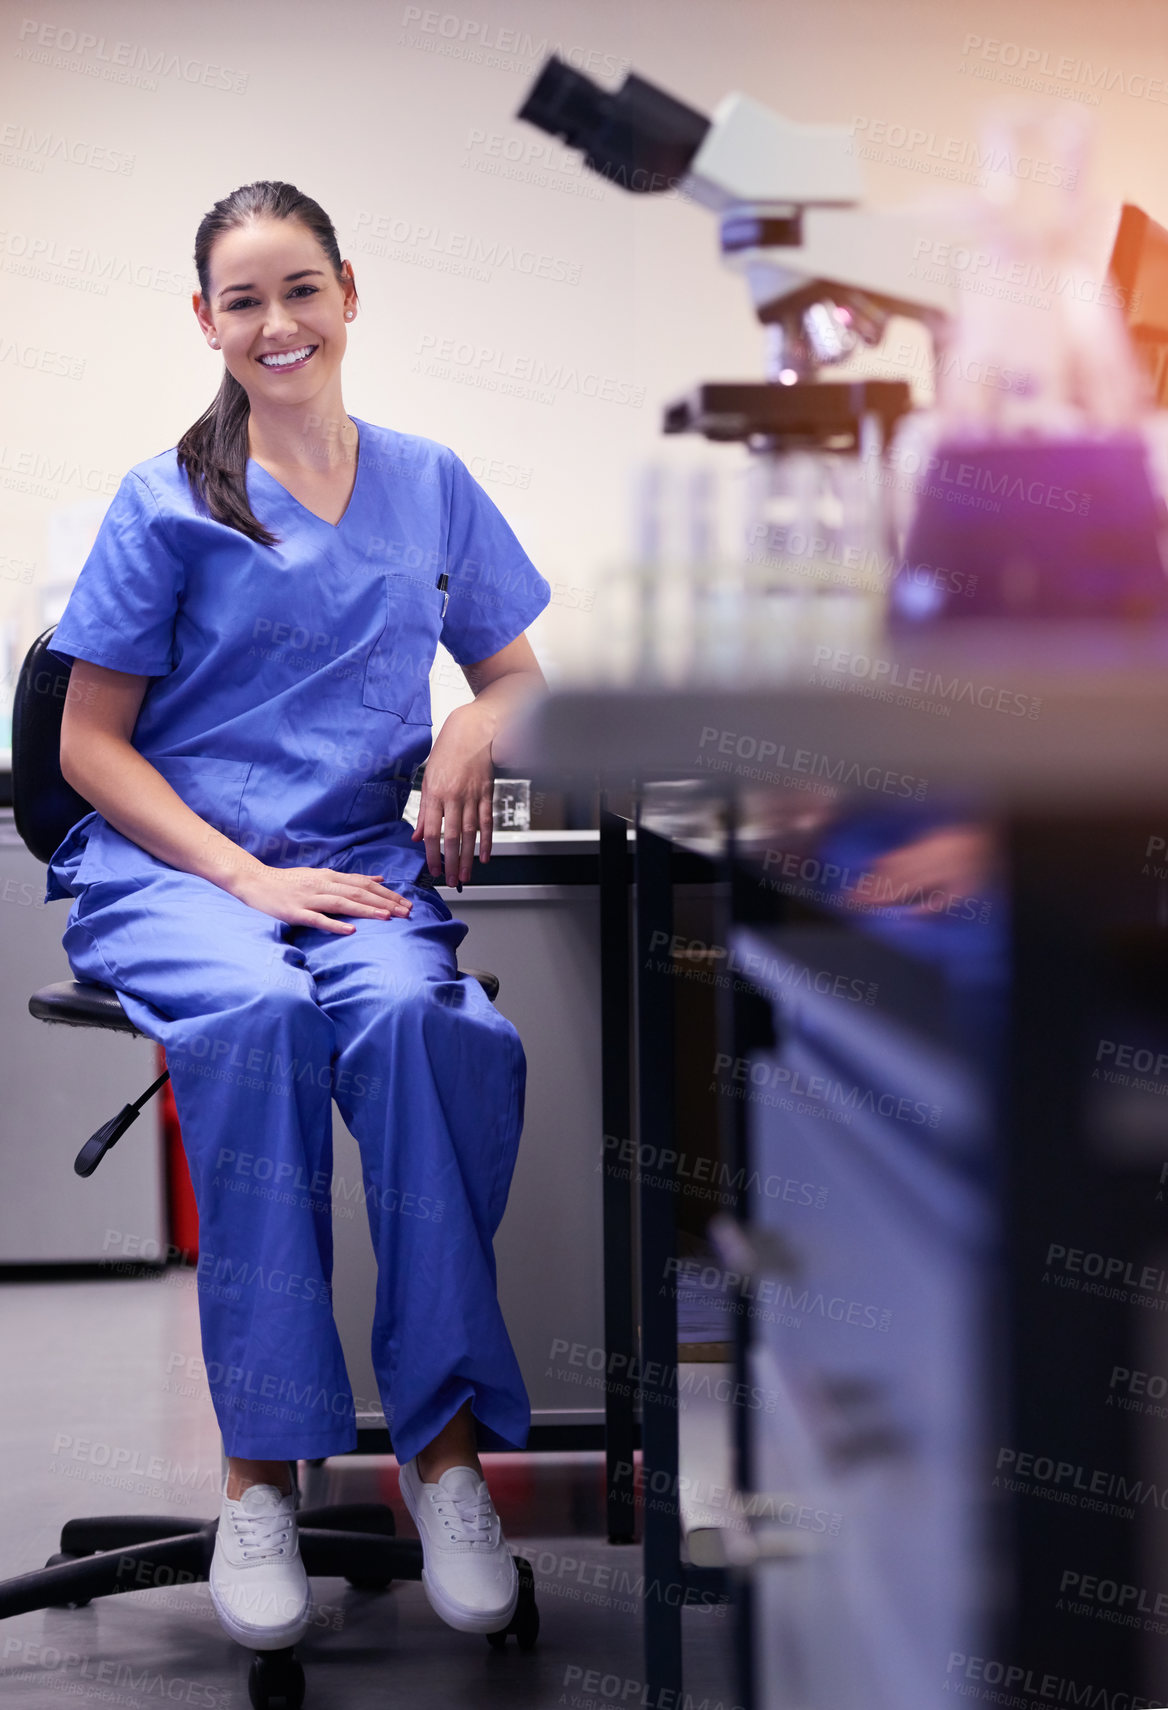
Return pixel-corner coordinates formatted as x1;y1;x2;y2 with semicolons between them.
229;1506;294;1562
431;1487;496;1545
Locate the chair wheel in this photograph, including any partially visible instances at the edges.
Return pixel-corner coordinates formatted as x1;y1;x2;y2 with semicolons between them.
247;1649;305;1710
344;1575;393;1591
516;1556;539;1650
484;1557;539;1651
43;1552;91;1608
484;1604;540;1652
515;1598;540;1651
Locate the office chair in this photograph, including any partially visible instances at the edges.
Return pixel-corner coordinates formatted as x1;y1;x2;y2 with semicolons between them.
0;626;538;1710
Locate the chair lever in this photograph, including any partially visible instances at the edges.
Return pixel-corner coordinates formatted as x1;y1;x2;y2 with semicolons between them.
74;1069;171;1178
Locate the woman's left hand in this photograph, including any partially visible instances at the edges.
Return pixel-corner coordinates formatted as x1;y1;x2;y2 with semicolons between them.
410;702;494;886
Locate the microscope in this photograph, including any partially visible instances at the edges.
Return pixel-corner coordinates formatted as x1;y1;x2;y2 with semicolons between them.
517;58;1168;631
517;54;950;452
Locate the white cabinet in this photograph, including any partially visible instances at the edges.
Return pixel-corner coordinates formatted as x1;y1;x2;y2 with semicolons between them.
329;842;607;1439
0;813;166;1264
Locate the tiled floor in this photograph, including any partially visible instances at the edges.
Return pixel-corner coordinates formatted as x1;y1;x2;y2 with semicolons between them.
0;1277;741;1709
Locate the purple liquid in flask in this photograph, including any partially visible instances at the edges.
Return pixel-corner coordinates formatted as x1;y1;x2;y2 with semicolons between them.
889;436;1168;624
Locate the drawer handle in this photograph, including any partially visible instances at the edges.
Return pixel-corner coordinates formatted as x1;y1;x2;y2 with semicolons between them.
697;1500;827;1570
708;1211;801;1282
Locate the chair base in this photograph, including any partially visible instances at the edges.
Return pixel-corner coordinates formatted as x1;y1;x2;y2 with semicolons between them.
0;1502;538;1703
0;1503;415;1620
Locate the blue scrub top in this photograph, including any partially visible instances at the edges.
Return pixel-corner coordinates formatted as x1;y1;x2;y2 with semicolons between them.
44;415;551;903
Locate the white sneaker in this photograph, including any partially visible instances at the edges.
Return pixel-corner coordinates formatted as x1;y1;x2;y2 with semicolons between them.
209;1480;311;1651
398;1459;519;1634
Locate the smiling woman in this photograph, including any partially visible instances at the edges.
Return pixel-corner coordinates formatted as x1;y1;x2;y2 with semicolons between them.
43;178;550;1660
179;182;362;541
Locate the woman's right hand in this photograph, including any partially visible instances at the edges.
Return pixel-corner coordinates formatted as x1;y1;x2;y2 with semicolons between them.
227;864;413;934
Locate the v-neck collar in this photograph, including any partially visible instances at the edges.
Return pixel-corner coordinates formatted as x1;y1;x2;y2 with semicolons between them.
248;415;365;531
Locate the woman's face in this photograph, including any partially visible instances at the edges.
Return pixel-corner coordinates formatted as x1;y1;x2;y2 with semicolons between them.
195;217;356;410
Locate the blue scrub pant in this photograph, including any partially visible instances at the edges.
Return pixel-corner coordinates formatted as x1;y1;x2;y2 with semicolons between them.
61;869;531;1467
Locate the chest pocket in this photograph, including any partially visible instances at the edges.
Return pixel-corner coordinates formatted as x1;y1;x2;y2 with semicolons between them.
362;572;445;725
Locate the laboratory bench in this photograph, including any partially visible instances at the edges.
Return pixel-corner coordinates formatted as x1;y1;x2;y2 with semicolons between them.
506;618;1168;1710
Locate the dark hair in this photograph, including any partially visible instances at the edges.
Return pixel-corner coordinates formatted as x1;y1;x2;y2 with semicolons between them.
176;180;357;547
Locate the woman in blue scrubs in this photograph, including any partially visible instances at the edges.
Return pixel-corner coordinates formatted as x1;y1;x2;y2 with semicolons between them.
46;180;551;1651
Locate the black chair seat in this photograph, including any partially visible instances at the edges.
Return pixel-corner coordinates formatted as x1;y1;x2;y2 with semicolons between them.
28;980;143;1036
29;969;501;1038
460;966;500;1004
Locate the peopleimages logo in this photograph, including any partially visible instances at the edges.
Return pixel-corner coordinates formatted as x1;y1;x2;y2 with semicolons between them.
696;727;927;800
851;116;1078;187
15;17;249;93
399;7;628;79
994;1445;1166;1519
712;1049;940;1131
1046;1242;1168;1297
945;1650;1168;1707
911;237;1127;314
1061;1568;1168;1618
561;1665;744;1710
961;31;1168;109
413;333;645;408
811;646;1042;718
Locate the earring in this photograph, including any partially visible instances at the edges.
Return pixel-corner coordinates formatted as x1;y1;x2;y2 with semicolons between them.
344;310;354;320
210;337;220;348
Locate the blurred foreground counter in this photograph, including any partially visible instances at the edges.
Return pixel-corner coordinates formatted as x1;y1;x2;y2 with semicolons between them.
512;620;1168;807
512;619;1168;1710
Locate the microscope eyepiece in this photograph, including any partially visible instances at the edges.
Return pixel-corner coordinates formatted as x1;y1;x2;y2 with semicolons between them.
517;56;709;194
516;58;603;148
